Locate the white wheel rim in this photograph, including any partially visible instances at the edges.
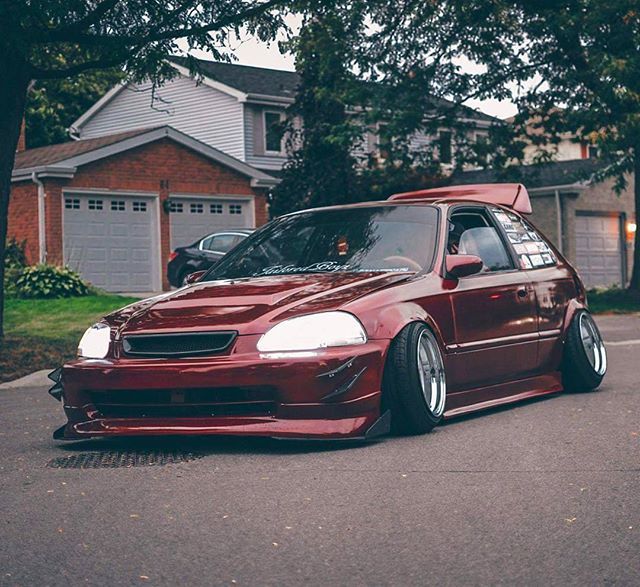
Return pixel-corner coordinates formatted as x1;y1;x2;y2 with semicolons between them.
578;313;607;376
417;330;447;417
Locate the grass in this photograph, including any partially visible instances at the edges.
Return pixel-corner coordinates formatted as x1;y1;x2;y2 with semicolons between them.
0;294;139;383
587;287;640;314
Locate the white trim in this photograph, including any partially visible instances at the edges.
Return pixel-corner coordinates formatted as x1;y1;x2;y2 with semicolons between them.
169;61;248;101
529;183;588;195
169;193;256;228
70;82;128;134
62;187;158;198
246;93;295;106
12;166;76;182
61;190;162;292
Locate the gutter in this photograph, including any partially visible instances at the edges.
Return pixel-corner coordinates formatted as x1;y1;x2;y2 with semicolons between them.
31;171;46;264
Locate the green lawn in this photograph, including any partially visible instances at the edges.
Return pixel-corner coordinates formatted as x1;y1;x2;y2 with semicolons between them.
587;287;640;315
0;294;139;383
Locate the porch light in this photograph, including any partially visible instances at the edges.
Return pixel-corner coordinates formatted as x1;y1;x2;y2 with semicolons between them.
626;221;637;240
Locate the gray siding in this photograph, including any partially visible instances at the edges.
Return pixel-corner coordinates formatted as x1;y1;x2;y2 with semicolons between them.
79;76;246;160
243;104;288;171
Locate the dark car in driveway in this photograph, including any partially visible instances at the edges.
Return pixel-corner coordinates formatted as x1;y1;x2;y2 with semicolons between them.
167;229;253;287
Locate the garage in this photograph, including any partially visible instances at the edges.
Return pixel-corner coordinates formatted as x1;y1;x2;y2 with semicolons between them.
63;193;159;292
575;212;624;288
168;195;254;249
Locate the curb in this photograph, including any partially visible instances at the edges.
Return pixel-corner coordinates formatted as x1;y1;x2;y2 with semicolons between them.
0;369;54;390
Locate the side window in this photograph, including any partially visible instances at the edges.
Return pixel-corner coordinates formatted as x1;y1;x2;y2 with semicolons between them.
208;234;240;253
264;111;284;154
200;236;213;250
448;209;514;272
489;207;557;269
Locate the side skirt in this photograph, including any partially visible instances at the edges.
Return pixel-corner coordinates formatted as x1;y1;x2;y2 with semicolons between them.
443;372;563;419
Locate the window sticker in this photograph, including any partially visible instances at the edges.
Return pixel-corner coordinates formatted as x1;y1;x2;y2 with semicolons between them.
490;207;556;268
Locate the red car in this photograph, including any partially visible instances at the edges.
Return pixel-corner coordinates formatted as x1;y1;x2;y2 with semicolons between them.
49;183;607;441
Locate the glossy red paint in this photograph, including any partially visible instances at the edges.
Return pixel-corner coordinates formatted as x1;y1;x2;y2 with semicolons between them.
57;185;588;441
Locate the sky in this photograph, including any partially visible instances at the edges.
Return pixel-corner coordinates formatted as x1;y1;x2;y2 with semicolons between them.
186;29;519;120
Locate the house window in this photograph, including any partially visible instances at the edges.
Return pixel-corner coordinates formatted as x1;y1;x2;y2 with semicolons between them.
190;203;204;214
169;201;183;213
229;204;243;215
210;203;223;214
65;198;80;210
264;111;284;154
111;200;125;211
132;201;147;212
88;199;103;210
588;145;599;159
438;131;452;164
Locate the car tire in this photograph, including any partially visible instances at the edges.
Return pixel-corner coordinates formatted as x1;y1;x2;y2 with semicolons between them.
382;322;447;435
562;310;607;392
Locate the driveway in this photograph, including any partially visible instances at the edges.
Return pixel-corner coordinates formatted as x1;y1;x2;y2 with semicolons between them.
1;315;638;586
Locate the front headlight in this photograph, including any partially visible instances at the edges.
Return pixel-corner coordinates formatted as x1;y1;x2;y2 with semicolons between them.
257;311;367;352
77;322;111;359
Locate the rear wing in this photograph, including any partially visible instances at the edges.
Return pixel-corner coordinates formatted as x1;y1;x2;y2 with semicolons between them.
388;183;533;215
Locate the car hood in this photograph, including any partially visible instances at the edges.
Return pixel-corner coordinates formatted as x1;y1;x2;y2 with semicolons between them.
109;272;413;336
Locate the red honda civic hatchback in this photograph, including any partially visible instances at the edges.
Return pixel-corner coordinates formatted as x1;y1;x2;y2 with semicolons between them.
49;183;607;441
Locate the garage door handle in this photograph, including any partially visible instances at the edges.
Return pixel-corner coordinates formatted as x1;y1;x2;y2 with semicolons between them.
517;287;528;298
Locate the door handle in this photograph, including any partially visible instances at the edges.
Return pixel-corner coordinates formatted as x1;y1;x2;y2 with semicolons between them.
517;287;528;298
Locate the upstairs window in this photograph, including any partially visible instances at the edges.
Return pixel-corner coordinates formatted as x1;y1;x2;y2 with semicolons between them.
264;111;284;154
438;131;452;164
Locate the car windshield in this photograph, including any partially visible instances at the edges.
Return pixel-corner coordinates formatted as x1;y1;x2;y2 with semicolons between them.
203;205;439;280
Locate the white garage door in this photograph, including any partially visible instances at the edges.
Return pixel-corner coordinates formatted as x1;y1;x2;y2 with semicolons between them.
63;194;159;292
575;213;623;288
169;196;253;249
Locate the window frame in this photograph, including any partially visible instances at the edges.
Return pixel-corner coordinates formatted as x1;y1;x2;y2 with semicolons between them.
263;110;285;155
445;204;520;277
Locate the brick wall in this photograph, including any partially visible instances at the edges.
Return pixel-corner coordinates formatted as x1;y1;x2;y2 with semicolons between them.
7;182;39;263
9;138;269;290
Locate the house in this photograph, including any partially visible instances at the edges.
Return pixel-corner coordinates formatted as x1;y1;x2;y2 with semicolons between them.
456;159;637;288
70;56;499;174
8;126;277;292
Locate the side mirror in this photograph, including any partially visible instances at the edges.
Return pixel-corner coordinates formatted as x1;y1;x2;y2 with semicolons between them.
185;270;206;285
445;254;483;279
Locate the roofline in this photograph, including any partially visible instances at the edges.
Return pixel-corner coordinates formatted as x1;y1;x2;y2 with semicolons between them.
69;82;128;134
11;127;279;186
168;61;248;101
528;182;589;194
11;165;77;182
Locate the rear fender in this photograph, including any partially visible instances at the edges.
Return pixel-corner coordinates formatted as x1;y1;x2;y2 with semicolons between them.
562;298;588;341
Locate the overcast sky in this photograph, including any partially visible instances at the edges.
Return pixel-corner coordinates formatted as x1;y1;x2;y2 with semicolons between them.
186;30;519;120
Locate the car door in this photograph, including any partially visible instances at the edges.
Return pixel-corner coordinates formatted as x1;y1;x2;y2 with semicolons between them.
445;206;539;401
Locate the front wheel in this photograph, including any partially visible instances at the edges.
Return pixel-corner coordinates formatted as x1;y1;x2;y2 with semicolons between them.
382;322;447;435
562;310;607;392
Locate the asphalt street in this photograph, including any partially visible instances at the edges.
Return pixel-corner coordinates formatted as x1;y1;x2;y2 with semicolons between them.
1;315;639;586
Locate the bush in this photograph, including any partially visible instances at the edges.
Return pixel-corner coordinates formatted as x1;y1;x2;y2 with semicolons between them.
3;239;28;298
14;265;91;299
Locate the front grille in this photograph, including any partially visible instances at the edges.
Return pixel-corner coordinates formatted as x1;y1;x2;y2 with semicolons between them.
122;331;237;357
89;386;276;419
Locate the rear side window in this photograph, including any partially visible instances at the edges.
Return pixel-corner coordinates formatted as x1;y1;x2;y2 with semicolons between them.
490;208;557;269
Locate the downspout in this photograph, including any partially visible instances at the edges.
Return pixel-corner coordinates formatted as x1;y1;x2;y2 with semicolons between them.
555;189;564;254
31;171;46;264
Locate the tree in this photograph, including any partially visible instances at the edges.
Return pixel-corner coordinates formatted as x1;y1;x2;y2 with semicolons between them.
0;0;290;338
271;7;367;215
26;67;124;148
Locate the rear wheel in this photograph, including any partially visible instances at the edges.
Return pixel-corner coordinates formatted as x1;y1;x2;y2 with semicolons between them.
383;322;447;435
562;310;607;392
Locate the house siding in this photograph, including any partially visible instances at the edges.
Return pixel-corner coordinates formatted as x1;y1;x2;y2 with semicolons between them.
79;76;246;161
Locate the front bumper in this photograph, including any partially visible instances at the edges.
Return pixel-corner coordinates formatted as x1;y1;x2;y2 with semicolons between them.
54;336;389;440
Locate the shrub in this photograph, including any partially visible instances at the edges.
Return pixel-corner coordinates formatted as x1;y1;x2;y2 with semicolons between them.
14;264;91;299
4;238;27;269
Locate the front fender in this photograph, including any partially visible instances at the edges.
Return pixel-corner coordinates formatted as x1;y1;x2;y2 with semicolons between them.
561;298;588;341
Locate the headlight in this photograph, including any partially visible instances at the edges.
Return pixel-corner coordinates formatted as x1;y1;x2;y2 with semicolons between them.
257;311;367;352
77;322;111;359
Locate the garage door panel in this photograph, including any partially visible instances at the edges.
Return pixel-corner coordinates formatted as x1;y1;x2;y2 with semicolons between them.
575;212;622;288
64;195;157;292
169;196;252;250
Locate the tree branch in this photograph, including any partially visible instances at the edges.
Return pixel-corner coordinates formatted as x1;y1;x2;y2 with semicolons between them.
37;0;284;46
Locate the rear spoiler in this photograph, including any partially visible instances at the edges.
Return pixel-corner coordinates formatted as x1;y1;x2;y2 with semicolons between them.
388;183;533;215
